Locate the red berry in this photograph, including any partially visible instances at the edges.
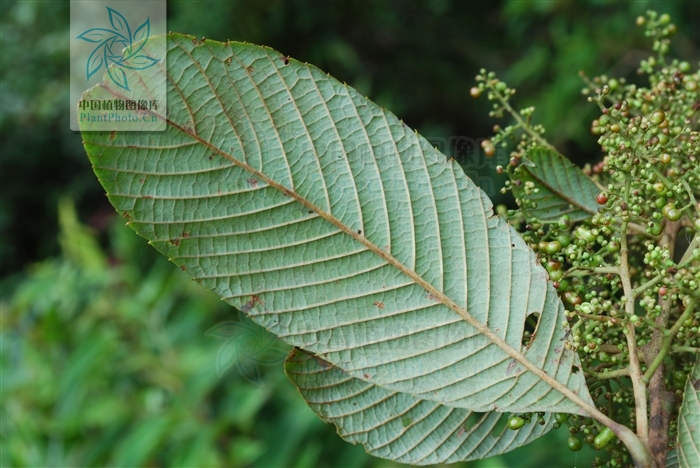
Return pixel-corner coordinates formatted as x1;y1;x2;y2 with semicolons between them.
596;193;608;205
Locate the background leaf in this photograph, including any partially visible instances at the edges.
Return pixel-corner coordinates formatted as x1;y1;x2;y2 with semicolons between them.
677;357;700;468
513;146;600;222
81;33;593;417
285;349;552;464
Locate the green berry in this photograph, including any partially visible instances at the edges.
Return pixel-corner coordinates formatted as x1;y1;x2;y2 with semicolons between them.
575;226;596;242
558;215;571;229
549;269;564;281
508;415;525;430
606;241;620;253
568;436;583;452
662;204;682;221
593;427;616;449
555;413;569;424
546;241;563;254
648;222;662;236
556;234;571;248
650;110;666;126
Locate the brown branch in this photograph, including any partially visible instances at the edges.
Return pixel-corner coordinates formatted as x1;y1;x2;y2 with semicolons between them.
642;220;681;468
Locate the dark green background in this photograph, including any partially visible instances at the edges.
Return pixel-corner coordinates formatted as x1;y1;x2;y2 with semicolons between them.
2;1;698;467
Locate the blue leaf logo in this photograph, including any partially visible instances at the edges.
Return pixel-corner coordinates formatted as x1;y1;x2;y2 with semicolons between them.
76;7;159;91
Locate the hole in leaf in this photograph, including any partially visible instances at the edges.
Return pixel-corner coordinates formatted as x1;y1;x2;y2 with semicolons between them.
521;312;541;348
462;412;487;432
572;366;580;374
492;413;509;435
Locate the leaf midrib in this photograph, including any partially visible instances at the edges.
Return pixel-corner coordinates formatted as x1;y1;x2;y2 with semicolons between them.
93;34;599;418
525;157;596;215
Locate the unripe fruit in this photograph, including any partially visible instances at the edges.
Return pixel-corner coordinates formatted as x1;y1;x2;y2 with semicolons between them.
546;241;563;254
593;427;616;449
557;234;571;248
575;226;596;242
648;222;662;236
470;87;481;98
508;415;525;430
555;413;569;424
660;153;671;164
650;110;666;126
558;215;571;229
662;203;682;221
564;291;582;306
481;139;495;157
568;436;583;452
549;269;564;281
606;241;620;253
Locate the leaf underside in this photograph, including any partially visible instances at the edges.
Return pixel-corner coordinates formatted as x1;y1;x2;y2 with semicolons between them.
677;357;700;468
81;32;593;427
285;349;552;465
514;147;600;223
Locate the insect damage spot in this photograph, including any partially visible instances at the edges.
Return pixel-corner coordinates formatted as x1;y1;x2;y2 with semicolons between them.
109;130;116;140
505;359;521;375
246;178;259;187
461;412;487;434
373;301;385;309
241;294;263;313
169;238;181;247
521;312;541;349
280;55;290;65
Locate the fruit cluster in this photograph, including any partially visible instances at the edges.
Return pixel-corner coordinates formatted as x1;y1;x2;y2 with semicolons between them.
476;10;699;466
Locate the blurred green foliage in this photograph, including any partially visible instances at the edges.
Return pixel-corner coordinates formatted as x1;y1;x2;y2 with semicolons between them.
2;200;373;467
2;1;699;466
2;201;598;467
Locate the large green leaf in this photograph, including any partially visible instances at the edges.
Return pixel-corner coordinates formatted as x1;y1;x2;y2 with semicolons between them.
285;349;552;464
677;357;700;468
81;34;593;415
513;146;600;222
